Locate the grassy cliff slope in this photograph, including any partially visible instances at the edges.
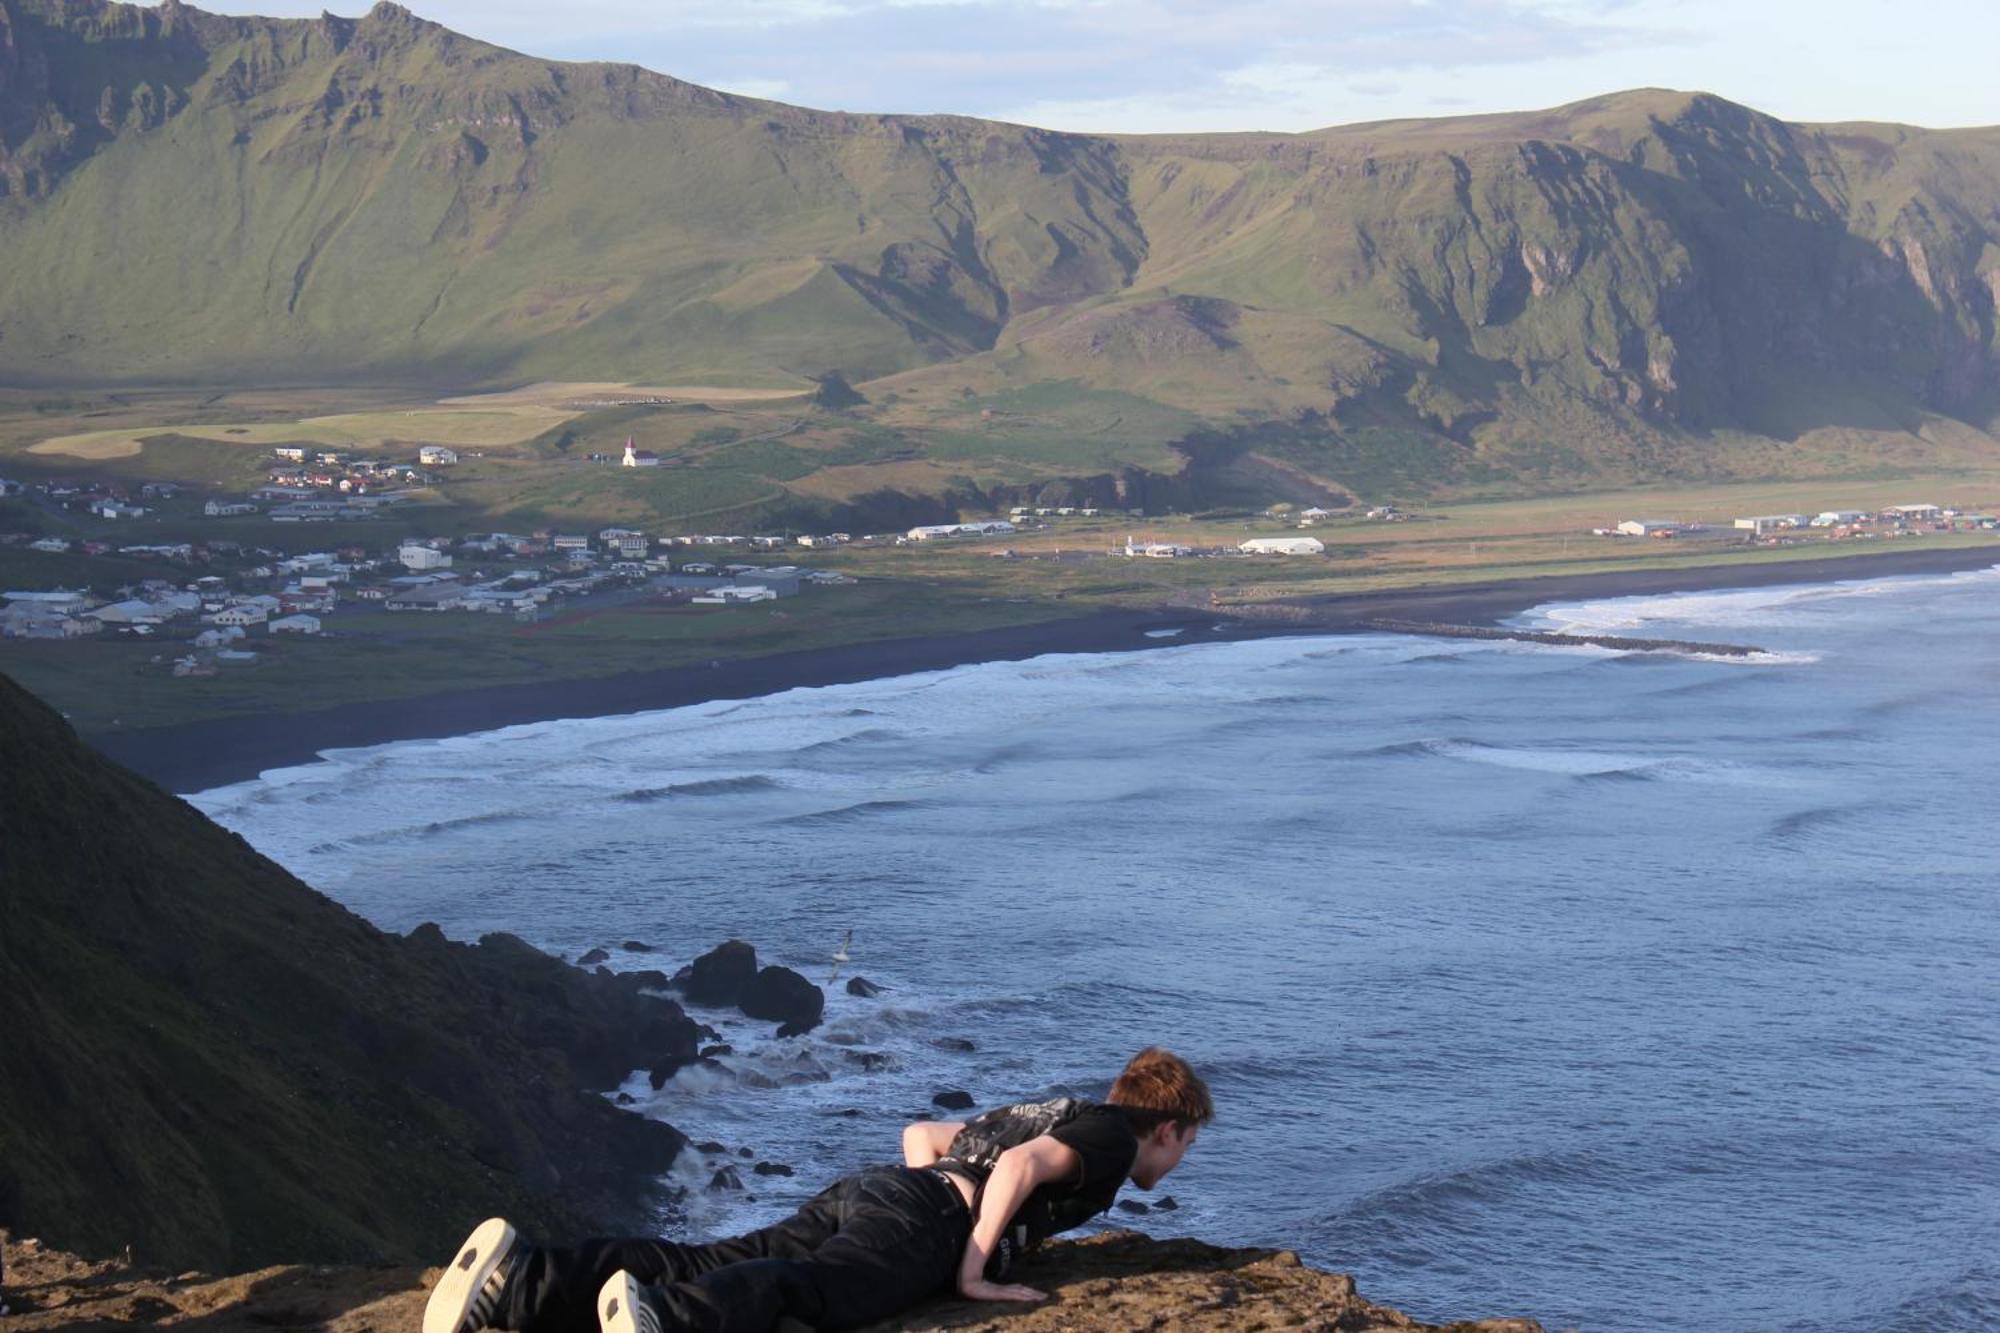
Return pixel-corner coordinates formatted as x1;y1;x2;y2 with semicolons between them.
0;669;701;1271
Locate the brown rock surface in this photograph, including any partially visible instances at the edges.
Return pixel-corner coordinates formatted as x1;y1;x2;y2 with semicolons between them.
1;1229;1541;1332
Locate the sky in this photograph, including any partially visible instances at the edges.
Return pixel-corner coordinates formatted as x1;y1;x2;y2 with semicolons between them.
165;0;2000;134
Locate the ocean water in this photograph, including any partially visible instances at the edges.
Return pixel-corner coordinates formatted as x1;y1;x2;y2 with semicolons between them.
192;567;2000;1332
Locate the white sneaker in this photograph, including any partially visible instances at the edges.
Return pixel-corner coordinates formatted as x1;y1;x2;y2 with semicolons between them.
423;1218;522;1333
597;1269;663;1333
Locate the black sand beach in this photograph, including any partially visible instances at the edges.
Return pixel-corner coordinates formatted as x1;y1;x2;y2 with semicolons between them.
92;543;2000;793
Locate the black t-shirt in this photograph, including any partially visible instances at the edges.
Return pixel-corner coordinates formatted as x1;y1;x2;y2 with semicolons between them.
934;1097;1139;1247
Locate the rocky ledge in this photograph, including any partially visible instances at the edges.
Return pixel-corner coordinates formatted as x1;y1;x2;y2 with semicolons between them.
1;1230;1540;1332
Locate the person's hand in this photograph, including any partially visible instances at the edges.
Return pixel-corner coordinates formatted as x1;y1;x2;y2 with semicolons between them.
957;1275;1048;1303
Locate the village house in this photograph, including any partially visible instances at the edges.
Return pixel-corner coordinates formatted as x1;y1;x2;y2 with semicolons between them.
399;544;452;571
384;585;465;612
418;446;459;466
206;605;269;627
273;447;307;463
269;613;322;635
204;499;260;517
1616;519;1685;538
599;528;649;558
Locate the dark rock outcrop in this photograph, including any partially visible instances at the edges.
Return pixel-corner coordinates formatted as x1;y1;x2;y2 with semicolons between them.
932;1090;976;1111
739;964;825;1034
576;947;610;966
679;940;758;1007
846;976;884;997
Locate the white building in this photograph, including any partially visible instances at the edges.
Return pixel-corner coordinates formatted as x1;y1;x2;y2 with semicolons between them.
905;521;1016;541
691;585;777;604
622;438;660;467
269;614;322;635
204;499;260;517
1123;536;1192;558
273;446;307;462
1882;503;1943;523
399;545;452;570
1616;520;1684;537
599;528;649;558
1240;536;1327;555
418;446;459;466
1733;515;1808;536
1812;510;1868;527
3;590;88;613
207;605;268;627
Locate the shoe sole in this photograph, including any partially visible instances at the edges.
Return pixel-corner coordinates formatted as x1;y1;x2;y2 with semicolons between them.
598;1270;663;1333
423;1217;520;1333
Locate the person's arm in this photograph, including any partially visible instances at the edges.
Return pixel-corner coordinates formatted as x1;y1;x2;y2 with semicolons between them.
955;1135;1079;1303
901;1120;964;1168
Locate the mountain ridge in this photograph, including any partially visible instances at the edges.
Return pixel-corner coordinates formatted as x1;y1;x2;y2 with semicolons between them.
1;0;1997;498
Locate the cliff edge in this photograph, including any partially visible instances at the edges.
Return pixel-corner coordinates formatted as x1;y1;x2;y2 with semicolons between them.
0;1229;1543;1331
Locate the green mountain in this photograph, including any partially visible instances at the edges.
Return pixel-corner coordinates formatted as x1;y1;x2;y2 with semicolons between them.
1;0;1997;493
0;668;701;1270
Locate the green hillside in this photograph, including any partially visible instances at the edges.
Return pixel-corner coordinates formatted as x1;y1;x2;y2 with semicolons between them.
0;669;702;1270
1;0;1997;503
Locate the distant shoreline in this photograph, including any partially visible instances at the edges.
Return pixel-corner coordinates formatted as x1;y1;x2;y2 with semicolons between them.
91;543;2000;794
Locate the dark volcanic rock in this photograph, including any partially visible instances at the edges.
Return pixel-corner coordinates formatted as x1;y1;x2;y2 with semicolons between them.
707;1167;743;1193
693;1141;728;1155
1115;1199;1150;1215
737;1147;755;1159
931;1037;976;1053
1153;1196;1179;1212
681;940;758;1006
845;976;884;997
620;940;655;953
845;1050;891;1071
932;1089;976;1111
700;1044;733;1058
752;1162;795;1177
576;947;610;966
739;964;824;1034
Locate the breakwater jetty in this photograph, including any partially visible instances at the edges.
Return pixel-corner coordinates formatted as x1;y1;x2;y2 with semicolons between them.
1362;619;1766;658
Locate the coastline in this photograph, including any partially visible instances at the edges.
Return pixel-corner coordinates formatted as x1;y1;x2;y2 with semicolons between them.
93;543;2000;793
